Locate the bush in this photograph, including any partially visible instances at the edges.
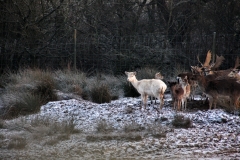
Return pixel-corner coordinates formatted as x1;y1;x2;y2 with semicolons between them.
123;82;140;97
135;67;159;79
90;84;112;104
1;93;42;119
32;79;58;103
53;70;87;96
172;114;192;128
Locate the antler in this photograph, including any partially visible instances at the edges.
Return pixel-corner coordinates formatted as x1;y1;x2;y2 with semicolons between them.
233;56;240;69
211;55;225;70
203;50;212;67
197;54;203;66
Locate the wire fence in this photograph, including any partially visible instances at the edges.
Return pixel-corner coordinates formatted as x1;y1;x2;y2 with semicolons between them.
0;32;239;75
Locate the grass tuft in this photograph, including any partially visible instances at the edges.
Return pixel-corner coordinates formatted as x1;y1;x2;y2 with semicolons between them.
2;93;42;119
32;79;58;103
123;121;145;132
172;114;192;128
86;133;142;142
90;84;112;104
95;119;114;133
7;135;27;150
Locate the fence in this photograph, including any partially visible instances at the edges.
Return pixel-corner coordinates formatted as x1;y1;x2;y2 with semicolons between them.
0;32;239;76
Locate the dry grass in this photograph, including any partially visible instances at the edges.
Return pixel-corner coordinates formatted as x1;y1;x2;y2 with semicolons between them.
86;133;142;142
6;135;27;150
43;134;70;146
86;120;171;142
0;119;5;128
123;121;145;132
0;115;81;149
0;92;43;119
172;114;193;128
90;84;112;103
95;119;114;133
0;69;57;119
53;70;87;96
146;123;169;138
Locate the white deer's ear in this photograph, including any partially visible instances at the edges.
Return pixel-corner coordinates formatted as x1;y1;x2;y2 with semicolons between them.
125;71;128;75
133;71;137;75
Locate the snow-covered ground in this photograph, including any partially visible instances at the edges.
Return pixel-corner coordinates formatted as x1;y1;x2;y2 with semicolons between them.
1;94;240;159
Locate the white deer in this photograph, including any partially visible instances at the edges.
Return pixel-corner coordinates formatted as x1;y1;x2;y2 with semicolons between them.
150;72;164;104
125;71;167;111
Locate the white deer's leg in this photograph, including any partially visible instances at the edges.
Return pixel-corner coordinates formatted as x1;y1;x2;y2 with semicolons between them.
140;94;144;110
181;99;185;111
142;94;148;110
159;94;164;110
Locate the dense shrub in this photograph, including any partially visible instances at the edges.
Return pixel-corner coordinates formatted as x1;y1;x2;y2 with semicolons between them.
123;82;140;97
2;93;42;119
32;79;58;103
53;70;87;96
90;84;112;104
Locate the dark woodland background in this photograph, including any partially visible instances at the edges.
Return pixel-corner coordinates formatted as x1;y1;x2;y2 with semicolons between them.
0;0;240;75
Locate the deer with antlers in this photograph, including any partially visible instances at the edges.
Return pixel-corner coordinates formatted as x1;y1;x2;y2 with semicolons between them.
194;50;240;77
192;73;240;113
191;51;240;113
228;68;240;83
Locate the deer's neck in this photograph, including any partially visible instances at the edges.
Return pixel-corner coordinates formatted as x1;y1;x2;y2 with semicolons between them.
129;77;139;88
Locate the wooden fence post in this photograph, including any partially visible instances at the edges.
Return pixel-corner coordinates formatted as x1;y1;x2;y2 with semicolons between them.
212;32;216;62
74;29;77;71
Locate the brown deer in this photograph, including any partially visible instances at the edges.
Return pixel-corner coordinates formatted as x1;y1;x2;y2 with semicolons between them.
196;50;225;75
168;81;184;111
192;74;240;113
177;72;198;101
168;78;189;111
228;69;240;83
181;76;191;110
